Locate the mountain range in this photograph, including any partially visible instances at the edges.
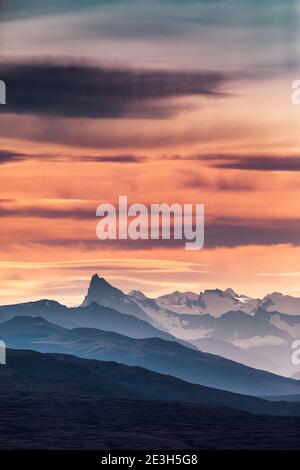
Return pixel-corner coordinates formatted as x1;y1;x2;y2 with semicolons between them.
78;275;300;376
1;274;300;376
1;315;300;396
0;296;178;342
2;273;300;449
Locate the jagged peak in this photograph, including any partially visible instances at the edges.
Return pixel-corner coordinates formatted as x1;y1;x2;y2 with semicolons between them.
129;290;148;301
199;288;241;299
263;292;284;299
200;288;227;297
225;288;239;297
90;273;111;286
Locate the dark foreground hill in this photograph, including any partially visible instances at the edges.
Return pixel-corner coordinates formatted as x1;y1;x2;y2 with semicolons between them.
2;391;300;450
2;348;300;417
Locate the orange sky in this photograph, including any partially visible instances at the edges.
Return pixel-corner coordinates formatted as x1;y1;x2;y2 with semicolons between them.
0;1;300;305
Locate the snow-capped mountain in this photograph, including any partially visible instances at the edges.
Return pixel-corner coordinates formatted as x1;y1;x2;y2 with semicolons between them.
156;291;199;314
128;290;149;302
195;288;260;317
79;274;300;376
153;288;260;317
143;288;260;317
154;287;300;318
1;274;300;376
83;274;300;320
260;292;300;316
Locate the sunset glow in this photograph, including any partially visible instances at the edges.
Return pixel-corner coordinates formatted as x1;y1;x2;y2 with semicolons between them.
1;0;300;305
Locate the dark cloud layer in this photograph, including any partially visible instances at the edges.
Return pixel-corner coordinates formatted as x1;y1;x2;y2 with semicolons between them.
206;155;300;172
1;198;299;248
184;173;255;192
0;150;26;164
0;61;230;119
205;218;300;248
167;154;300;172
81;155;145;163
0;204;93;220
0;149;145;165
11;219;300;251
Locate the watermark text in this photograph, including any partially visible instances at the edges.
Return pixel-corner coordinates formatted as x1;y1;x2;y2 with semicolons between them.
0;341;6;365
96;196;204;250
0;80;6;104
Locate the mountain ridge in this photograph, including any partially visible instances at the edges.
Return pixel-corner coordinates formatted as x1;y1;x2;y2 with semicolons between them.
1;315;300;397
3;347;300;417
2;274;300;376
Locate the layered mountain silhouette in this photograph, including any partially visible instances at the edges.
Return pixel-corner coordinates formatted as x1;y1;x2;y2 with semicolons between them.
1;273;300;378
1;316;300;396
3;348;300;417
80;275;300;376
0;298;178;342
2;274;300;450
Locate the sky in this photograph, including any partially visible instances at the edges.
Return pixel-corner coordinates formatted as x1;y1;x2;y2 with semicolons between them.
0;0;300;305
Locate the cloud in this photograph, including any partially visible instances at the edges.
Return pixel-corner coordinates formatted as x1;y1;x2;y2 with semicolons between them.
167;154;300;172
205;217;300;248
80;155;146;163
0;149;145;165
205;155;300;172
0;150;27;164
184;173;255;192
231;335;285;349
10;217;300;249
0;206;93;220
1;198;299;248
0;60;230;119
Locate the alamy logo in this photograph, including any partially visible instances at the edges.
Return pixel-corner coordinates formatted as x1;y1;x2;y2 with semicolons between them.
96;196;204;250
291;340;300;365
0;341;6;365
0;80;6;104
291;80;300;105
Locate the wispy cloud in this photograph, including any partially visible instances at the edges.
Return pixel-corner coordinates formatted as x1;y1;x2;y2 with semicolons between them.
183;172;256;192
0;149;145;165
203;155;300;172
167;154;300;172
1;197;299;248
257;272;300;277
